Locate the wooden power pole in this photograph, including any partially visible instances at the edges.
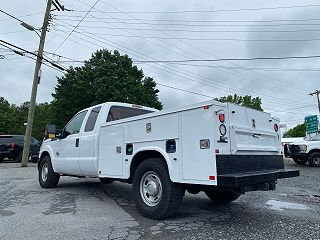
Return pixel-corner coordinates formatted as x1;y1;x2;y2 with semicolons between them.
21;0;53;167
309;90;320;115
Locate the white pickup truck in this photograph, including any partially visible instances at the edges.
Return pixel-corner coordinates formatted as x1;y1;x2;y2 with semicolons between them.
286;135;320;167
38;100;299;219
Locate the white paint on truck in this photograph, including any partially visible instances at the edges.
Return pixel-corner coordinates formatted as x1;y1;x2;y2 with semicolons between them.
38;100;299;219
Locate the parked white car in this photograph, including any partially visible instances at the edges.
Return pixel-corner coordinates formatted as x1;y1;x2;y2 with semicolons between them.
38;100;299;219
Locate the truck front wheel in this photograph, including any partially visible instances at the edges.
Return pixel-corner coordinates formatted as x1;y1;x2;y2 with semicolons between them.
204;189;241;203
132;158;185;219
38;156;60;188
308;152;320;167
292;157;308;165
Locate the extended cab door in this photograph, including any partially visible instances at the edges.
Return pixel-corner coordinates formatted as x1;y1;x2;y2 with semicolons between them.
78;106;102;176
54;110;88;175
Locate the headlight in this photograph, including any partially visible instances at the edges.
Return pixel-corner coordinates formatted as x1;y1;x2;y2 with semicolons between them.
298;145;307;153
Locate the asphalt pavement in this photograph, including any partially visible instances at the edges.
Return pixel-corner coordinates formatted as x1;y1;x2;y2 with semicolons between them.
0;158;319;240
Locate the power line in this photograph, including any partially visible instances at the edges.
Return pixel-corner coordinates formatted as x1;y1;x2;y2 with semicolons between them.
69;4;320;14
96;0;312;95
0;9;25;23
133;55;320;63
52;27;304;107
0;12;43;21
55;6;310;104
55;16;320;23
53;0;101;53
54;2;311;106
0;39;67;71
57;19;320;27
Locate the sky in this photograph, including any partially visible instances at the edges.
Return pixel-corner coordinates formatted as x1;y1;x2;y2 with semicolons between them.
1;0;320;130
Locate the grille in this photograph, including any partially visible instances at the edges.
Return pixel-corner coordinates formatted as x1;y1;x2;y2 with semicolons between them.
216;155;284;175
288;145;303;154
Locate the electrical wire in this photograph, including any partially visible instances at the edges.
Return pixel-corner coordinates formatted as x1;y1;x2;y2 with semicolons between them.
53;0;101;53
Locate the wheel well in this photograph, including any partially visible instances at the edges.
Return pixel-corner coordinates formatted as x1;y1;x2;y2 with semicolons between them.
130;150;166;179
38;151;50;170
308;149;320;157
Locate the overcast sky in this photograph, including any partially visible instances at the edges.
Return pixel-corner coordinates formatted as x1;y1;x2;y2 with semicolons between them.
1;0;320;129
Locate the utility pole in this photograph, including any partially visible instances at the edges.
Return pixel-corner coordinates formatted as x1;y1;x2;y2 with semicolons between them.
309;90;320;114
21;0;53;167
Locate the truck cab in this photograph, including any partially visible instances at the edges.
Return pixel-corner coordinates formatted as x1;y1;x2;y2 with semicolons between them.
40;102;156;176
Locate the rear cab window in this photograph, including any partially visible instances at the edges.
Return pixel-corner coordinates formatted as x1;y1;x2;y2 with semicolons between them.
85;106;102;132
106;106;153;122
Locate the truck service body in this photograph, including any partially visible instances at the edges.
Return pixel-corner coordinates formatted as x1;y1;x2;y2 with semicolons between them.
38;100;299;219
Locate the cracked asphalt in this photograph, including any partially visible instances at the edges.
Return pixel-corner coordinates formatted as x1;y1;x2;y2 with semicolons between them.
0;158;319;240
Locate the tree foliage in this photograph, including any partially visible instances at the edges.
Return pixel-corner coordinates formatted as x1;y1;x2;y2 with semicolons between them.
51;49;162;127
216;94;263;111
0;98;53;140
283;123;306;138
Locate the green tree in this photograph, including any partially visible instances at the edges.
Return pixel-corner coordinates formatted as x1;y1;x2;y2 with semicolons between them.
216;94;263;111
0;98;53;140
51;49;163;127
283;123;306;138
0;97;16;134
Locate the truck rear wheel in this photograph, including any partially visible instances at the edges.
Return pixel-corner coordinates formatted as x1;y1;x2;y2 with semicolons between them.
308;152;320;167
292;157;307;165
132;158;185;219
38;156;60;188
204;189;241;203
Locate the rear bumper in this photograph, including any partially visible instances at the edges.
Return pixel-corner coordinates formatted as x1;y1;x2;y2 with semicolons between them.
217;169;299;188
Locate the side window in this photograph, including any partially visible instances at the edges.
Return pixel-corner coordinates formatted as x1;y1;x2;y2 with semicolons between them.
65;111;88;136
84;106;101;132
106;106;153;122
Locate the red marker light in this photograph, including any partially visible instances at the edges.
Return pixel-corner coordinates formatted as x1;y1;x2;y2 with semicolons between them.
203;106;209;110
11;143;15;150
209;176;216;181
219;113;225;123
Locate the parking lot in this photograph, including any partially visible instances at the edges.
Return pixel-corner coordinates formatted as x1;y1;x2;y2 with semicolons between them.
0;158;319;240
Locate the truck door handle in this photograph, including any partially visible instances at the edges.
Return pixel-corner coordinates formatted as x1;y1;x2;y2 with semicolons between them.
75;138;79;147
253;134;262;138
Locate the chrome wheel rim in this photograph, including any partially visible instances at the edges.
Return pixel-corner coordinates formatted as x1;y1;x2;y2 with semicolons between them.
41;163;48;182
140;171;162;207
314;156;320;165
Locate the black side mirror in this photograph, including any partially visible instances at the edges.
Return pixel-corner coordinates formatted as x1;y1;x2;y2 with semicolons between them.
45;124;56;139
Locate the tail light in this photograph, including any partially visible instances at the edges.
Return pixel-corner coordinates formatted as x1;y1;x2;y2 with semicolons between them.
218;113;225;123
11;143;15;150
274;124;279;132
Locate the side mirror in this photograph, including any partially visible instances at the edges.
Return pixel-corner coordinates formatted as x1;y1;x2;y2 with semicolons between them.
45;124;56;139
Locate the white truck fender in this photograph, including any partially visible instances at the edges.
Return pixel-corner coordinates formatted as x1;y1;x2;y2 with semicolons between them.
38;145;56;171
130;146;178;182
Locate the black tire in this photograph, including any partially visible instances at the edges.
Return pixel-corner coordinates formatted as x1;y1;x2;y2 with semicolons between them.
38;156;60;188
132;158;185;219
99;178;114;184
15;151;22;162
308;152;320;167
292;157;308;165
204;189;241;204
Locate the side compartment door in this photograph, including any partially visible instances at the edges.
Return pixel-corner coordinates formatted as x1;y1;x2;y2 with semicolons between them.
98;125;124;177
54;110;88;175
